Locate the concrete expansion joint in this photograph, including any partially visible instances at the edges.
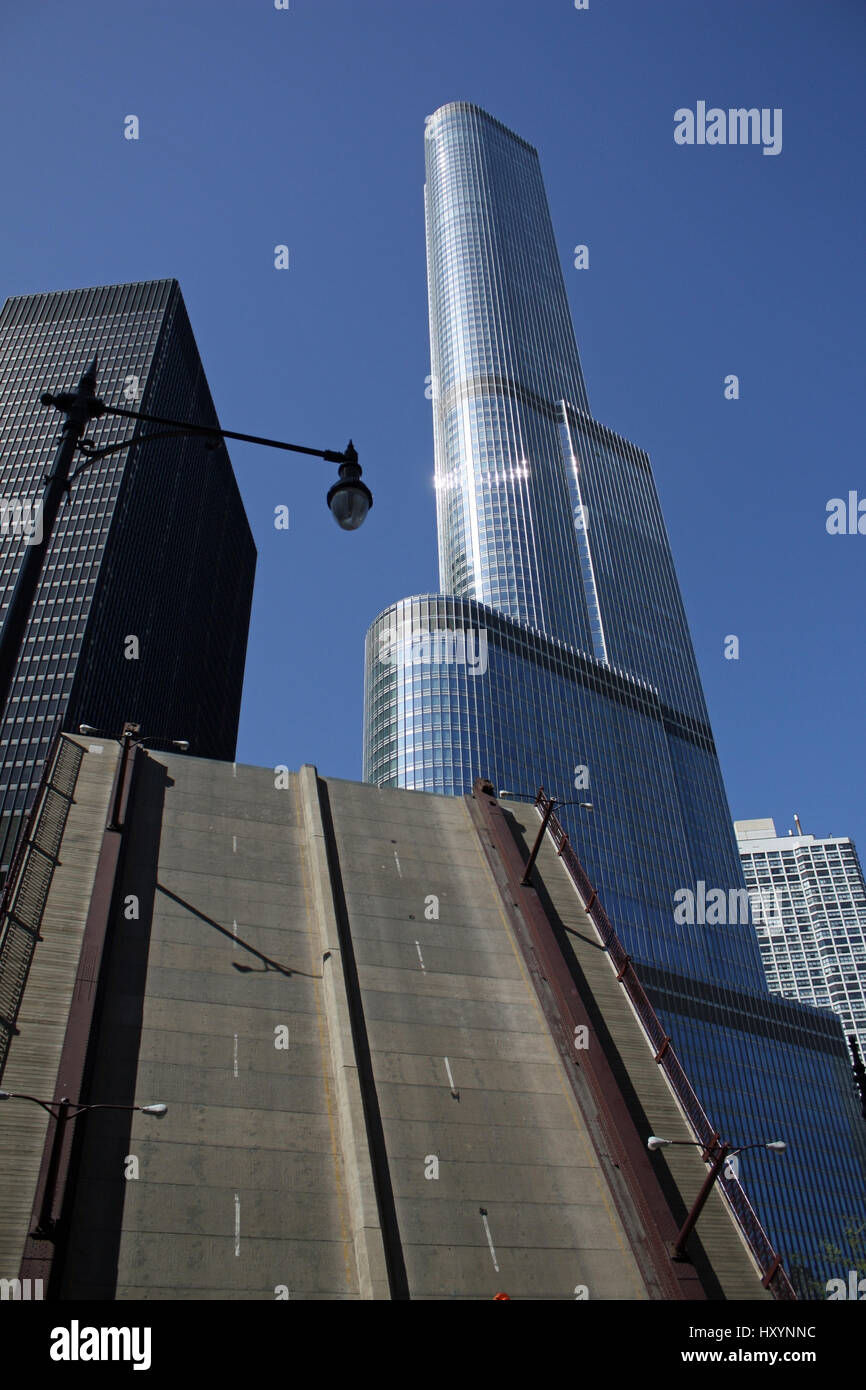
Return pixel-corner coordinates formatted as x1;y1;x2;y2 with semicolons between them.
296;766;390;1299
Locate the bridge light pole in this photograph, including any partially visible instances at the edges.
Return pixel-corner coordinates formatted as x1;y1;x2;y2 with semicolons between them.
647;1134;787;1259
498;789;593;885
78;723;189;829
0;1090;166;1239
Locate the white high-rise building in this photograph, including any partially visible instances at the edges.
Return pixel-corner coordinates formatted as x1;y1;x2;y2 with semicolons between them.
736;817;866;1058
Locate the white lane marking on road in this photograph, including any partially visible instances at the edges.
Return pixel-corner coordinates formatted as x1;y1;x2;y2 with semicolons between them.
232;919;238;952
415;941;426;972
233;762;237;778
232;834;237;853
481;1211;499;1272
233;1034;239;1078
444;1057;456;1091
234;1193;241;1256
394;850;402;877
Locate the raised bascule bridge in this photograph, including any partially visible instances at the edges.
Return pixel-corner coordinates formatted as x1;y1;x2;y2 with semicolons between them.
0;736;789;1300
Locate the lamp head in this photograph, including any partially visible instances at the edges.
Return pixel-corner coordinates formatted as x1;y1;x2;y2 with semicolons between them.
327;442;372;531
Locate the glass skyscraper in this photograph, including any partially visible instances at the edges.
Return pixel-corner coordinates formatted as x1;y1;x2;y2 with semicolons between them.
364;102;866;1289
0;279;256;872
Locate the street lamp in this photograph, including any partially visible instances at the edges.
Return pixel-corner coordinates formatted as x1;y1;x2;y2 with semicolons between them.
0;1089;166;1238
79;723;188;752
499;790;593;810
646;1134;787;1259
0;357;373;722
78;722;188;829
498;789;593;886
326;442;373;531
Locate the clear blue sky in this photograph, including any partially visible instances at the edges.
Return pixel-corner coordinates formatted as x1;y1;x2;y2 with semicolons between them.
1;1;863;852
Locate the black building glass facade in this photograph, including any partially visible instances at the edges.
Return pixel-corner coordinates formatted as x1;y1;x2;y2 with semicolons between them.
0;279;256;869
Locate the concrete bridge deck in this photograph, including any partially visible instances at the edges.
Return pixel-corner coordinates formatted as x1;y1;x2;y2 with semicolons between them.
0;740;777;1300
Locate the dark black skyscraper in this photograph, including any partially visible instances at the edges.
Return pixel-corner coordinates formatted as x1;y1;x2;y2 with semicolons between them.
0;279;256;868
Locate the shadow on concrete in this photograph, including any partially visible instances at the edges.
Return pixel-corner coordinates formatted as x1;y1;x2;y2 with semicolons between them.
155;882;323;978
58;752;170;1299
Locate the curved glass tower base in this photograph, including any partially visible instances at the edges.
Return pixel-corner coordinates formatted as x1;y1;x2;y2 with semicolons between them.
364;592;866;1288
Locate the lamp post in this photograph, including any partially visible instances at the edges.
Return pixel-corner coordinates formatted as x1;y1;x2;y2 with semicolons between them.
646;1134;787;1259
498;788;593;886
78;722;189;830
0;1089;166;1239
0;356;372;723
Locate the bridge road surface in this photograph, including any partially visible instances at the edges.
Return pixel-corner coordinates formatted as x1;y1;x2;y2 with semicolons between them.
2;745;768;1300
57;758;646;1300
323;775;650;1300
59;754;363;1299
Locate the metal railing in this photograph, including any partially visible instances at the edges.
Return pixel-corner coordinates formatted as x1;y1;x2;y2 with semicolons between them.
0;734;84;1079
533;787;796;1300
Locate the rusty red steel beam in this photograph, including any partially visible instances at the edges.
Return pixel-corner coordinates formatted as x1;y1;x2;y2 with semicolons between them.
19;738;140;1292
531;787;797;1302
469;777;705;1301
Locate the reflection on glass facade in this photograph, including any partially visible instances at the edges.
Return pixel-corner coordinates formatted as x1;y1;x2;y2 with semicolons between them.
364;103;866;1288
0;280;256;870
